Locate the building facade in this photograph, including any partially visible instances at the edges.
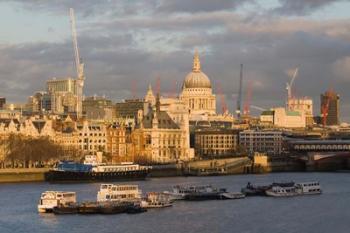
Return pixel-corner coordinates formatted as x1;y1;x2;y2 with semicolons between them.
239;130;283;156
194;129;238;158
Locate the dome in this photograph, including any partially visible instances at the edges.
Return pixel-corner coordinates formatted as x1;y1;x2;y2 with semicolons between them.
182;50;212;89
184;71;211;88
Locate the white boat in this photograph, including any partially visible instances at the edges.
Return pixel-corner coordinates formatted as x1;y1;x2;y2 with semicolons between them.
265;186;299;197
38;191;76;213
266;181;322;197
97;184;142;203
295;182;322;195
141;192;172;208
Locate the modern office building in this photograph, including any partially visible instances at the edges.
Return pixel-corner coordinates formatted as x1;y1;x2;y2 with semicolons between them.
239;130;283;156
321;90;340;126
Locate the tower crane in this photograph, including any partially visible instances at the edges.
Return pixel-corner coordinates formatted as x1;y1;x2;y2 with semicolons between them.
236;64;243;118
69;8;84;118
286;66;299;106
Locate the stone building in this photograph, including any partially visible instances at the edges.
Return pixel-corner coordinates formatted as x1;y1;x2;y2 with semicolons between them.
194;128;239;158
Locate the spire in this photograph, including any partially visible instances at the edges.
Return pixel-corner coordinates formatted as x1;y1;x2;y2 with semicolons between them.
192;49;201;72
145;84;156;105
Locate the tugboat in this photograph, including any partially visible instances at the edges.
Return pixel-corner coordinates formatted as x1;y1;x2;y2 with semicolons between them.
45;155;151;183
38;191;77;213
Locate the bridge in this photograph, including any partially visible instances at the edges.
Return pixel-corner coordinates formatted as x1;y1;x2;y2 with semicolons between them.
287;139;350;170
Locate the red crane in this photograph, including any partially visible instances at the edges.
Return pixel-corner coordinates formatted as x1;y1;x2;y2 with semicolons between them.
321;95;330;127
216;81;228;114
243;80;252;116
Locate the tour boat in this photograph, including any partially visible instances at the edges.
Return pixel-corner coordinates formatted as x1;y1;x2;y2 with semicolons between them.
141;192;173;208
265;181;322;197
97;184;142;203
265;186;299;197
45;161;151;183
38;191;76;213
295;182;322;195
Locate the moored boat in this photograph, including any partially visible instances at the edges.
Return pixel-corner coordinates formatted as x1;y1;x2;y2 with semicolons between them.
45;160;151;183
141;192;173;208
219;192;246;200
241;181;295;196
265;181;322;197
38;191;77;213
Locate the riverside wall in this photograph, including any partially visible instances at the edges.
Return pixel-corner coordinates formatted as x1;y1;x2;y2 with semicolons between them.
0;168;49;183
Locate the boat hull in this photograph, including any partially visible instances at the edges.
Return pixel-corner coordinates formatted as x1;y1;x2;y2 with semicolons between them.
44;170;149;183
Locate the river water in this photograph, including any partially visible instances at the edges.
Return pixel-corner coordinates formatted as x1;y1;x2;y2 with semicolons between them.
0;172;349;233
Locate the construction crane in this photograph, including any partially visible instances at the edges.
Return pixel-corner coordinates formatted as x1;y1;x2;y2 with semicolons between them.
217;81;228;114
250;105;266;111
286;66;299;106
243;80;252;116
236;64;243;118
69;8;85;118
321;94;330;127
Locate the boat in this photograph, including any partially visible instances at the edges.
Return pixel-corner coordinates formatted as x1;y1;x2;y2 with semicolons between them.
38;191;76;213
141;192;173;208
265;185;299;197
163;185;196;201
183;185;231;201
241;181;295;196
44;160;151;183
295;182;322;195
219;192;246;200
97;184;142;203
52;204;79;214
265;181;321;197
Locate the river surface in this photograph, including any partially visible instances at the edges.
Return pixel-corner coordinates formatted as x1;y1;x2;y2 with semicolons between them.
0;172;349;233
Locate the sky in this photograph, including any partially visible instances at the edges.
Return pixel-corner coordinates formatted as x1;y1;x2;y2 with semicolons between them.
0;0;350;121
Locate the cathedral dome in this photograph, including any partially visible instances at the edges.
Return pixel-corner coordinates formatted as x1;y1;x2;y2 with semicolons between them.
183;51;211;89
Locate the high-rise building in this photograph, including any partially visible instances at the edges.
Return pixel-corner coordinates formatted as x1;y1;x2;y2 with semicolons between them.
321;90;340;126
0;97;6;109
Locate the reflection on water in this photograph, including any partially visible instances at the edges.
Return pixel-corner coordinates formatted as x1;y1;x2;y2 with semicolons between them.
0;173;350;233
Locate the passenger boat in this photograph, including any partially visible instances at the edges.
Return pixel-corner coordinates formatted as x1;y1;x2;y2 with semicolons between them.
265;181;322;197
265;186;299;197
141;192;173;208
38;191;76;213
45;160;151;183
97;184;142;203
295;182;322;195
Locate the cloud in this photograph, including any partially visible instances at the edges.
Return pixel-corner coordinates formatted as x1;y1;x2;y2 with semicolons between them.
1;1;350;121
332;56;350;81
272;0;343;15
157;0;253;13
